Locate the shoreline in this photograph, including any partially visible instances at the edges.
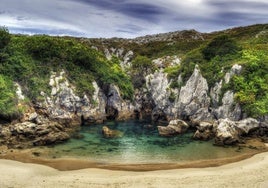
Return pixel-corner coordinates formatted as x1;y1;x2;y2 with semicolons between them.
0;140;267;171
0;151;268;187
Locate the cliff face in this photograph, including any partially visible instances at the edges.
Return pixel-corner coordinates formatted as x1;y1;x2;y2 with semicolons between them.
32;71;136;125
12;64;243;126
12;52;263;127
0;24;268;147
144;64;245;124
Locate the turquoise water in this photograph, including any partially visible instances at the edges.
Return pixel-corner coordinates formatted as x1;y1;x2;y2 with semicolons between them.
46;120;256;164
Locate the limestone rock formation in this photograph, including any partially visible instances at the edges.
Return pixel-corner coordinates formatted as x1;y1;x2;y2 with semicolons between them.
106;84;135;120
178;65;211;121
0;120;71;148
210;80;223;106
213;118;260;145
224;64;242;84
214;119;240;145
152;55;180;69
213;91;242;121
146;71;171;110
158;119;189;136
235;118;260;135
133;89;154;120
82;81;107;124
193;122;214;140
211;64;243;120
145;70;179;121
104;47;134;70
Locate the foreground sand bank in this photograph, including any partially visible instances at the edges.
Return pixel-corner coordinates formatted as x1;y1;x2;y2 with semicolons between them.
0;151;268;188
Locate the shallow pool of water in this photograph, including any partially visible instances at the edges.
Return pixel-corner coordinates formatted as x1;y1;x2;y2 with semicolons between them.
45;120;259;164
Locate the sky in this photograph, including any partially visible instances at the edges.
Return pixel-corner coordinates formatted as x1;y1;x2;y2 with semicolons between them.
0;0;268;38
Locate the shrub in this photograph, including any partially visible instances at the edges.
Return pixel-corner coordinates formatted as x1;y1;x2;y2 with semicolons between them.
0;27;11;49
0;75;18;117
230;49;268;117
202;35;240;60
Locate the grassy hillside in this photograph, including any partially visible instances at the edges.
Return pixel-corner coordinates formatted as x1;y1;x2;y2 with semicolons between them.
169;24;268;117
0;28;134;118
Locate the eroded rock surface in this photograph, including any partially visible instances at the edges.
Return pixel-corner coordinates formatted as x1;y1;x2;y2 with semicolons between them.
213;118;261;145
158;119;189;136
214;119;240;145
178;65;211;121
193;122;214;140
0;118;72;148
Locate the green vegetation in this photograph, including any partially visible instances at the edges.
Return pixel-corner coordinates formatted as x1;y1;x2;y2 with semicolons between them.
130;55;155;88
175;25;267;117
0;28;134;117
0;24;267;119
230;49;268;117
201;35;240;61
131;55;155;75
0;75;18;118
174;34;241;87
0;27;10;49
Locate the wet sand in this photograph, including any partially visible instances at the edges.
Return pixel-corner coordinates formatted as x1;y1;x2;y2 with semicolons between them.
0;138;267;171
0;151;268;188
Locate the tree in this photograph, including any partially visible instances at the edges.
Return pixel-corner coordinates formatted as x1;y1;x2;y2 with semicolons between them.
202;35;240;60
0;26;11;49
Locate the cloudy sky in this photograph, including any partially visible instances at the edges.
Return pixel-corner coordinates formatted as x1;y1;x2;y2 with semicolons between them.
0;0;268;38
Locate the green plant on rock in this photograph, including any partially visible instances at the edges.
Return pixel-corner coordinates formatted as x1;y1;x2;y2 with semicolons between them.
132;55;155;75
230;49;268;117
168;91;176;103
164;65;181;80
131;55;156;88
0;75;18;118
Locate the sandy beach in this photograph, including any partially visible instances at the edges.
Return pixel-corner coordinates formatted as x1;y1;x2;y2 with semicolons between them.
0;151;267;188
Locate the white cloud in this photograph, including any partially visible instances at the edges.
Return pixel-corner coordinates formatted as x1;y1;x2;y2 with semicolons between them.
0;0;267;38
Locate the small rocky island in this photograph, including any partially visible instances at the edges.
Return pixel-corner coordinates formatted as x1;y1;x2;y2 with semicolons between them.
0;24;267;157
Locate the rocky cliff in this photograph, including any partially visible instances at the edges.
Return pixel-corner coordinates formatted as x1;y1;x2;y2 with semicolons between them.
0;24;267;147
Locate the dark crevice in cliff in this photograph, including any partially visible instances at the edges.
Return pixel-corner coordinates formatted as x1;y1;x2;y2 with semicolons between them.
105;106;119;120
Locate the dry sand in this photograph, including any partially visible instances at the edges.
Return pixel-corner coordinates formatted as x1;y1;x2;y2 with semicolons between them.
0;151;268;188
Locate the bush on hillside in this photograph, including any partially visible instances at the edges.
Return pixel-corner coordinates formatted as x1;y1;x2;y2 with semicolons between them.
202;35;240;60
0;27;11;49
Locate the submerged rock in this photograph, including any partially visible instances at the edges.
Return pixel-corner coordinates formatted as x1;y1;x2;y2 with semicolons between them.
102;126;123;138
158;119;189;136
143;124;154;129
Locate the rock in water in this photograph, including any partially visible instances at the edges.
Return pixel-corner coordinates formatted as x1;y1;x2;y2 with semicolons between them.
235;118;259;135
102;126;123;138
0;119;71;148
193;122;214;140
213;118;261;145
158;119;189;136
214;119;240;145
